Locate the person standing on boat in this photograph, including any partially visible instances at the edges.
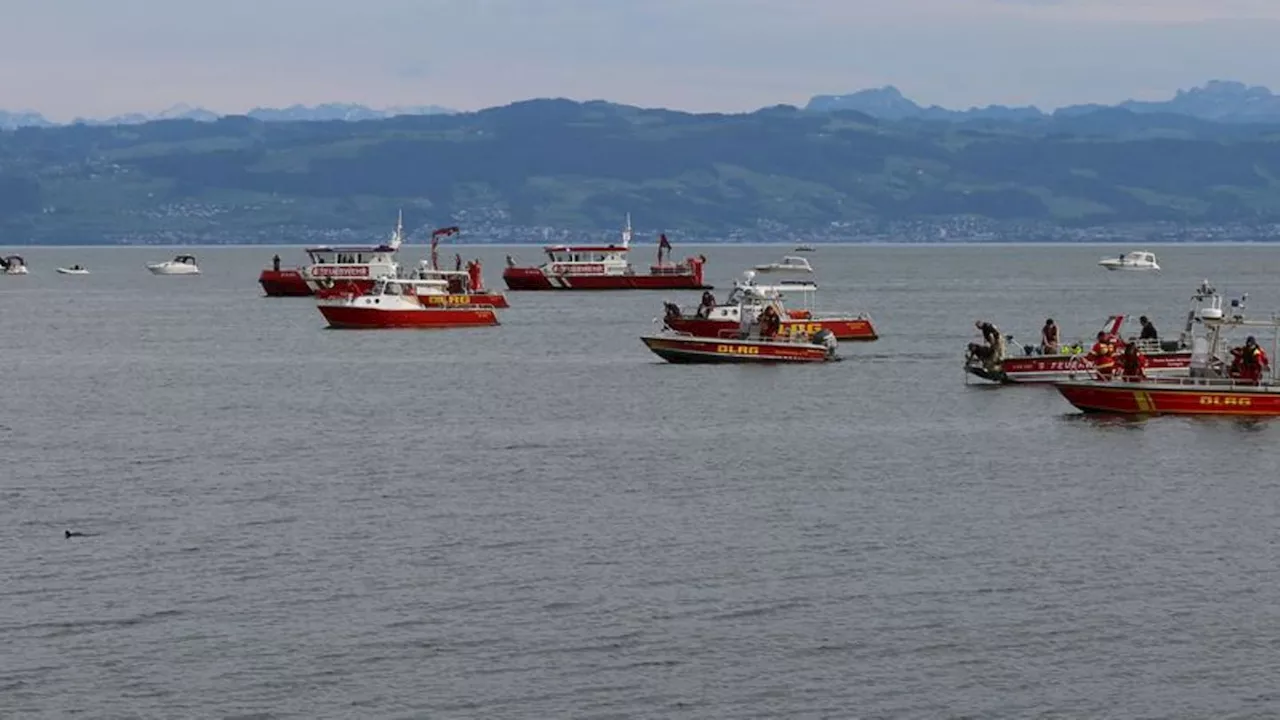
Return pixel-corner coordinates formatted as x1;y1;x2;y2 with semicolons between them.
1119;343;1147;382
1232;336;1270;384
272;254;281;272
1087;331;1118;379
696;291;716;319
759;305;781;339
1139;316;1158;343
455;253;463;272
1041;319;1060;354
968;321;1005;366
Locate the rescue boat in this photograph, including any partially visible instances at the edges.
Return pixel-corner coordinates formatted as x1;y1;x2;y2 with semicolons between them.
1055;284;1280;416
259;264;312;296
662;270;877;341
317;276;500;329
300;212;406;294
963;281;1226;383
502;214;710;291
641;330;839;364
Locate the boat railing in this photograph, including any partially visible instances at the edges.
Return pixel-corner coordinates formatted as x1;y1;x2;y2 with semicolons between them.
1091;375;1275;390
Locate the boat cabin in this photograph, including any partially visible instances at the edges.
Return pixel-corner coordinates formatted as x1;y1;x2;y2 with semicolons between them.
541;245;630;276
372;276;449;297
172;255;197;265
1123;251;1157;265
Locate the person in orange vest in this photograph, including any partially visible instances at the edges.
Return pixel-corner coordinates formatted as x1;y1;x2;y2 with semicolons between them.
1118;342;1147;382
1232;336;1270;384
759;305;781;339
1087;331;1118;379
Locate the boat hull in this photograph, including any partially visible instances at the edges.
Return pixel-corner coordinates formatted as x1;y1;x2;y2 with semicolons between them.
967;351;1192;383
640;335;835;363
56;268;89;275
1056;380;1280;416
148;265;199;275
259;269;313;296
664;316;877;341
314;285;508;308
503;267;711;291
318;305;499;329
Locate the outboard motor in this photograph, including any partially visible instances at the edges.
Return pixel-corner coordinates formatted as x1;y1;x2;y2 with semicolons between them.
812;329;838;358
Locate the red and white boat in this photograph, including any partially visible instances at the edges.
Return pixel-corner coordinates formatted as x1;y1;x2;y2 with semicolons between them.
408;230;510;308
317;276;500;329
502;215;710;291
1055;284;1280;416
662;269;877;341
301;215;405;294
962;281;1230;383
259;256;312;297
641;330;839;364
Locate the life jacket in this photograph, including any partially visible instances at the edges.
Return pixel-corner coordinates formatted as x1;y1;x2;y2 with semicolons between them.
1121;351;1145;376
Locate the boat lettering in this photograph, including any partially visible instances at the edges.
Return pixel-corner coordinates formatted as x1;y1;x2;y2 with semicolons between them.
313;266;370;277
423;295;472;305
551;263;605;275
716;344;760;355
1200;395;1251;406
785;322;824;335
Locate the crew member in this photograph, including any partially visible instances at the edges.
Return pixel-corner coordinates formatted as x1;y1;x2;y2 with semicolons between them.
696;291;716;319
967;320;1005;365
1118;343;1147;382
506;254;516;268
759;305;781;339
1041;318;1060;354
1232;336;1270;384
468;259;483;292
455;253;463;271
1087;331;1118;379
1139;316;1158;342
272;254;281;272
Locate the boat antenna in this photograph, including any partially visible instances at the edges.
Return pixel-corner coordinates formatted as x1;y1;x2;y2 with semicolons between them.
389;209;405;251
622;213;632;248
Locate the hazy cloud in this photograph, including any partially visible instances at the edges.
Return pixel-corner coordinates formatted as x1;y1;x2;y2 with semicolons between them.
2;0;1279;118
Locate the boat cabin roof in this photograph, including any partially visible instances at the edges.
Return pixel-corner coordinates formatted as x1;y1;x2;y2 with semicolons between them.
306;245;397;254
1124;251;1156;260
544;245;626;254
3;255;24;262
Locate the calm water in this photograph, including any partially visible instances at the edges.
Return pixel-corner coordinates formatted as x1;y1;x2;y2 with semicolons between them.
3;244;1280;719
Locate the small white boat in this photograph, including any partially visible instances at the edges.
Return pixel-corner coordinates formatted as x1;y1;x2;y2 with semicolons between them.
57;265;89;275
147;255;200;275
794;244;815;252
1099;250;1159;272
754;255;814;273
1;255;29;275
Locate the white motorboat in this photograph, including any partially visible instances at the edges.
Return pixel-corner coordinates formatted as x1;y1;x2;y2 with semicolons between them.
794;244;815;252
147;255;200;275
57;265;89;275
1099;250;1160;272
1;255;29;275
754;255;814;273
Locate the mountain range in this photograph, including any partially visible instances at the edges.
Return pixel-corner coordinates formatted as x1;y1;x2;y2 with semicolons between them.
6;80;1280;130
0;102;455;130
6;94;1280;244
808;80;1280;124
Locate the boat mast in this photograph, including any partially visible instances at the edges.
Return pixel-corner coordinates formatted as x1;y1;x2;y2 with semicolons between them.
622;213;632;248
389;209;405;251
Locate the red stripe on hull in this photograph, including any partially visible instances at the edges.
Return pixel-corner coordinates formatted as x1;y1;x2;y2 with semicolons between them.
502;268;711;290
259;269;313;297
318;306;499;329
1056;381;1280;416
665;317;877;341
641;336;831;363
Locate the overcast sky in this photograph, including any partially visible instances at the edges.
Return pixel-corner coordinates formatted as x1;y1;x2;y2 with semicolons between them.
4;0;1280;119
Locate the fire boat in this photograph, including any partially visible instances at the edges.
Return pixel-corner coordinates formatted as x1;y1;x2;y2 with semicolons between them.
408;227;509;308
502;215;710;291
1055;282;1280;416
962;281;1229;383
258;255;311;297
316;276;500;329
662;269;877;341
298;212;406;295
642;291;840;364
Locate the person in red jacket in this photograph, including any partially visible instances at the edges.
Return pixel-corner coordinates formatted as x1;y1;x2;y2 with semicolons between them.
1088;331;1118;379
1118;343;1147;382
1231;336;1270;384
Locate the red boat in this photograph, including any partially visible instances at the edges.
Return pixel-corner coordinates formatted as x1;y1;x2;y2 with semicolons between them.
317;276;500;329
259;265;312;296
1056;284;1280;416
503;215;710;291
962;280;1230;383
641;331;839;363
662;270;877;341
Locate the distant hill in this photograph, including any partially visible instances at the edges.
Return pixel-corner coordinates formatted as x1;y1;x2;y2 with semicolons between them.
806;80;1280;124
0;103;455;130
4;97;1280;244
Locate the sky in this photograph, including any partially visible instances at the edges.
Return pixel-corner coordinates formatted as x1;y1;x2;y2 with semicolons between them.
4;0;1280;120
